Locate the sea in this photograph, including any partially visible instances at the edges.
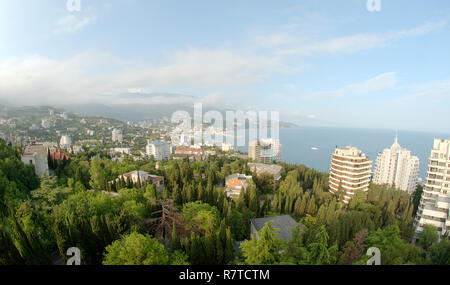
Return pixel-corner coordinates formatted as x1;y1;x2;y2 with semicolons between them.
236;126;450;180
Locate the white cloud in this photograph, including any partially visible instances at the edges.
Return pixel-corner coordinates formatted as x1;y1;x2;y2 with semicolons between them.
53;14;96;35
272;21;445;57
306;72;397;98
0;48;291;105
348;72;397;94
401;79;450;103
201;92;226;107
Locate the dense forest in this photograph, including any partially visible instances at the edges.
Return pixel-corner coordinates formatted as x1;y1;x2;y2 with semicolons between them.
0;139;448;265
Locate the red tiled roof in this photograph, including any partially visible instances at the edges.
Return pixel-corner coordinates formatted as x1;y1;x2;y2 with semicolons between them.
175;147;204;154
51;149;71;160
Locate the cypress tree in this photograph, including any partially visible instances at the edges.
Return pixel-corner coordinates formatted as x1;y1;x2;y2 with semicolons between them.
325;199;337;226
47;149;52;170
242;207;250;238
294;197;302;217
316;205;327;225
171;222;181;251
215;235;224;264
299;196;307;217
204;227;216;264
224;227;234;265
248;187;259;214
136;172;142;189
75;167;81;182
306;195;317;215
172;184;181;206
284;196;292;214
126;176;133;188
198;183;205;202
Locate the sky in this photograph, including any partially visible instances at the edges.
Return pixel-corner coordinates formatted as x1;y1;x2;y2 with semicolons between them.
1;0;450;133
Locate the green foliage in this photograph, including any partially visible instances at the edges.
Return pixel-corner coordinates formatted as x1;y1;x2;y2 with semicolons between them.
103;232;169;265
412;185;423;216
182;201;221;232
253;173;274;194
182;219;234;265
417;225;439;250
307;225;338;265
52;191;138;264
338;229;368;265
358;225;426;265
1;142;447;266
240;222;283;265
427;237;450;265
0;140;39;215
89;158;107;190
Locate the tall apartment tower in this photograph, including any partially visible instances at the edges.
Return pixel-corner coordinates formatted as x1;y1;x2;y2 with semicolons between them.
329;146;372;204
146;141;170;161
59;135;72;148
414;139;450;240
372;136;420;195
112;129;123;144
248;138;282;163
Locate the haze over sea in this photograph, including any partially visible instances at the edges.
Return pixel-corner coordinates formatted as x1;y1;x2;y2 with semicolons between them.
238;127;450;180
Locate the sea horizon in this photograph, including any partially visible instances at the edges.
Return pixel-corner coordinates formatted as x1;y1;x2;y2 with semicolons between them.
237;125;450;180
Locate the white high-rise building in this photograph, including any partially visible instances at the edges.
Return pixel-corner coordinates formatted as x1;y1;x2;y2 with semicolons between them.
329;146;372;204
372;136;420;195
41;118;51;129
59;135;71;148
248;138;282;163
112;129;123;143
146;141;170;161
21;143;49;177
414;139;450;240
221;142;234;152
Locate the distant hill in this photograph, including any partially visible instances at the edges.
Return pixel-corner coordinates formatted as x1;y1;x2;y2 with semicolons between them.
1;91;297;128
62;103;190;122
62;103;298;128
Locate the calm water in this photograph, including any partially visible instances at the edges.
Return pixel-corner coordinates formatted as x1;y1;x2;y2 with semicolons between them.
237;127;450;180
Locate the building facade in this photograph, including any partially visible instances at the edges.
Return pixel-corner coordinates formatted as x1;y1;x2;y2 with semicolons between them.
247;162;282;189
329;146;372;204
110;147;131;156
372;136;420;195
118;170;165;192
250;215;298;242
173;147;205;161
21;143;49;177
225;173;253;198
414;139;450;240
146;141;170;161
112;129;123;143
59;135;71;148
248;138;282;163
221;142;234;152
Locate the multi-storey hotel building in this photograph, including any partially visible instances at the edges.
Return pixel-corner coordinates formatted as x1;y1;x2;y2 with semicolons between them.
329;146;372;204
414;139;450;240
248;138;282;164
372;136;420;195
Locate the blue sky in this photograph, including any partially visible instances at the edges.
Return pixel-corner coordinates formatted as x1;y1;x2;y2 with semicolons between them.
1;0;450;133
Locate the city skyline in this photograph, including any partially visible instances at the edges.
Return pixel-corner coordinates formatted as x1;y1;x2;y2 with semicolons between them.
1;1;450;133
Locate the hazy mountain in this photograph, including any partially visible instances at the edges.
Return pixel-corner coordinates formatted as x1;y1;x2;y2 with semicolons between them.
1;92;297;128
62;103;194;122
